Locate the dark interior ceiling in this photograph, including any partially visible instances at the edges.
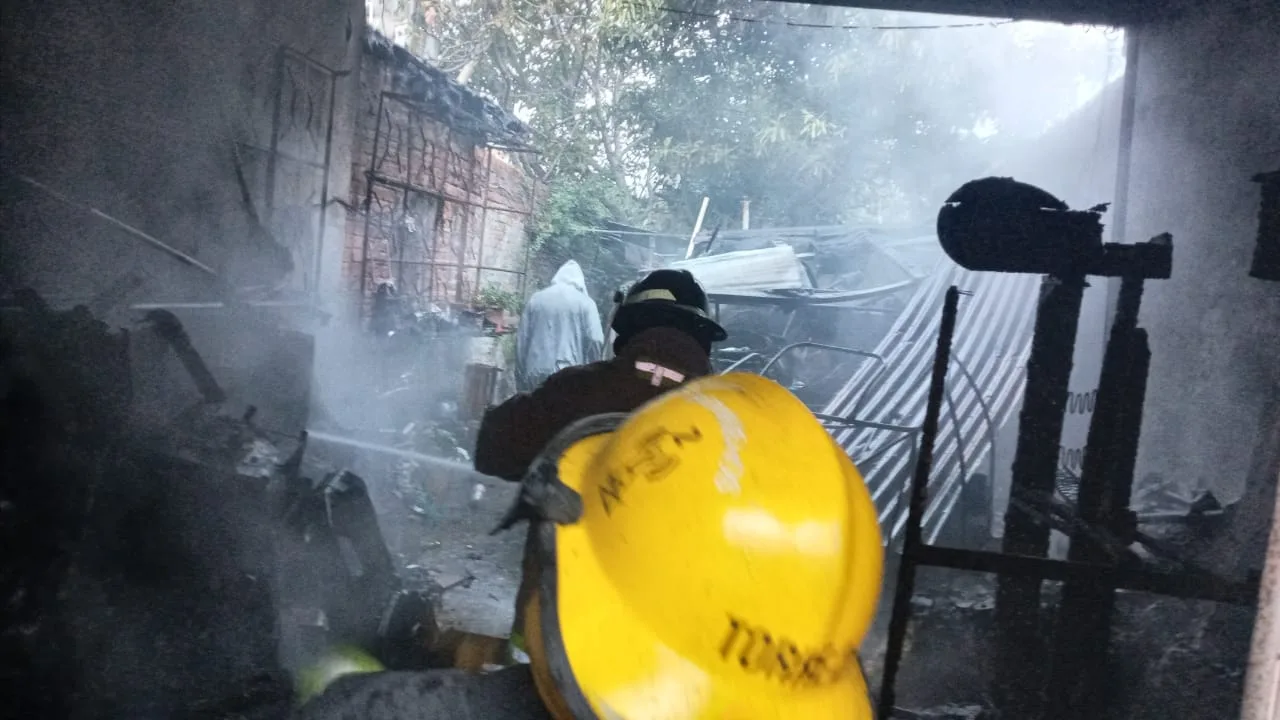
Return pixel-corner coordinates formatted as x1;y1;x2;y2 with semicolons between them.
783;0;1189;26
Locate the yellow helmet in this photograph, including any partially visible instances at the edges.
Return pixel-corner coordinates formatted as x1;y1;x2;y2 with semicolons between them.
500;371;884;719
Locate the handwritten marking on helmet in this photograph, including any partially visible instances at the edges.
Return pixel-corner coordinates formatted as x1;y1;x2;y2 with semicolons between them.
685;391;744;494
719;614;854;687
600;426;702;516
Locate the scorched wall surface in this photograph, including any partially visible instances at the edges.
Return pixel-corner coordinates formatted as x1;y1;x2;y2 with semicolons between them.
1;0;365;309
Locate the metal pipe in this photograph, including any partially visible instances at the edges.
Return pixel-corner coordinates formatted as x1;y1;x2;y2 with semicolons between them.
877;285;961;719
1243;466;1280;720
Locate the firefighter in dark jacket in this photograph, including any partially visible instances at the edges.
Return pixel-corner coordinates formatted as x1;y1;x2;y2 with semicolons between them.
473;268;727;480
474;268;727;661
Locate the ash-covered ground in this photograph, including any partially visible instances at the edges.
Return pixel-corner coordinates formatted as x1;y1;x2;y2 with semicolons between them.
338;448;525;638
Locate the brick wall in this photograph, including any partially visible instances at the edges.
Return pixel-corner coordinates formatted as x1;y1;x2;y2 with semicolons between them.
342;51;535;317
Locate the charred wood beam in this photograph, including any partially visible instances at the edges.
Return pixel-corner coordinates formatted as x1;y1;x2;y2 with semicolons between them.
1047;275;1151;717
993;274;1086;714
909;545;1257;606
142;309;227;404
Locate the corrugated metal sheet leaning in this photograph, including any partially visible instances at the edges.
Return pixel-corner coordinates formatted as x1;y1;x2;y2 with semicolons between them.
820;259;1039;546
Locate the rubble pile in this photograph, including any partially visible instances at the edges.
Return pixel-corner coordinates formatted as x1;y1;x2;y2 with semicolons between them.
0;291;439;719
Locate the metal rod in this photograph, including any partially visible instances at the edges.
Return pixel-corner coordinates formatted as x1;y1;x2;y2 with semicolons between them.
313;72;339;296
365;172;532;217
359;91;388;306
877;285;961;719
265;46;285;218
474;148;495;297
11;173;218;277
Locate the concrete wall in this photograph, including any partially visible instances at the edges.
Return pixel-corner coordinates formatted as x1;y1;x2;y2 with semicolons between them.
343;47;533;317
1128;0;1280;504
1;0;365;310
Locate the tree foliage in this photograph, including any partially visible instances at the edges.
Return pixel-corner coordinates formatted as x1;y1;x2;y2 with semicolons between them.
407;0;1121;288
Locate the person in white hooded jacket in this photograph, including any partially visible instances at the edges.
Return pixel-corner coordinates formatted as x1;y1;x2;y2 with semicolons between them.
514;260;604;392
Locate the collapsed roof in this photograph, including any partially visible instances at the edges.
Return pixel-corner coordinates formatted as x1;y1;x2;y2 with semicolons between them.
364;29;533;151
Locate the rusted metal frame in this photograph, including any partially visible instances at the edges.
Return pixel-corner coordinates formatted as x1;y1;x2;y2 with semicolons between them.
761;342;888;417
362;173;532;217
358;91;389;305
378;259;524;274
394;186;410;290
313;68;344;298
453;129;472;303
424;116;441;303
1047;275;1149;717
474;147;496;300
877;285;962;719
994;275;1087;715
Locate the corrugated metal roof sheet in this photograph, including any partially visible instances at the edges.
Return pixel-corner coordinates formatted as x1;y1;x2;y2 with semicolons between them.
821;259;1039;545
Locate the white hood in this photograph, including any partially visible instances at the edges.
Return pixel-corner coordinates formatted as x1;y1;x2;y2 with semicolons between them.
549;260;588;294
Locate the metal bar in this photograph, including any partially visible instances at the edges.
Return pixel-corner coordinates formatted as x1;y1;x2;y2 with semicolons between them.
760;342;886;379
313;72;339;296
994;274;1087;714
359;91;388;306
11;173;218;277
910;545;1257;606
454;131;470;304
265;46;285;218
365;171;533;217
474;148;495;297
877;285;961;719
718;352;762;374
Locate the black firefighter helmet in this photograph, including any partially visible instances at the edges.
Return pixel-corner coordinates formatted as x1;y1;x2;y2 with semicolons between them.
610;269;727;351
